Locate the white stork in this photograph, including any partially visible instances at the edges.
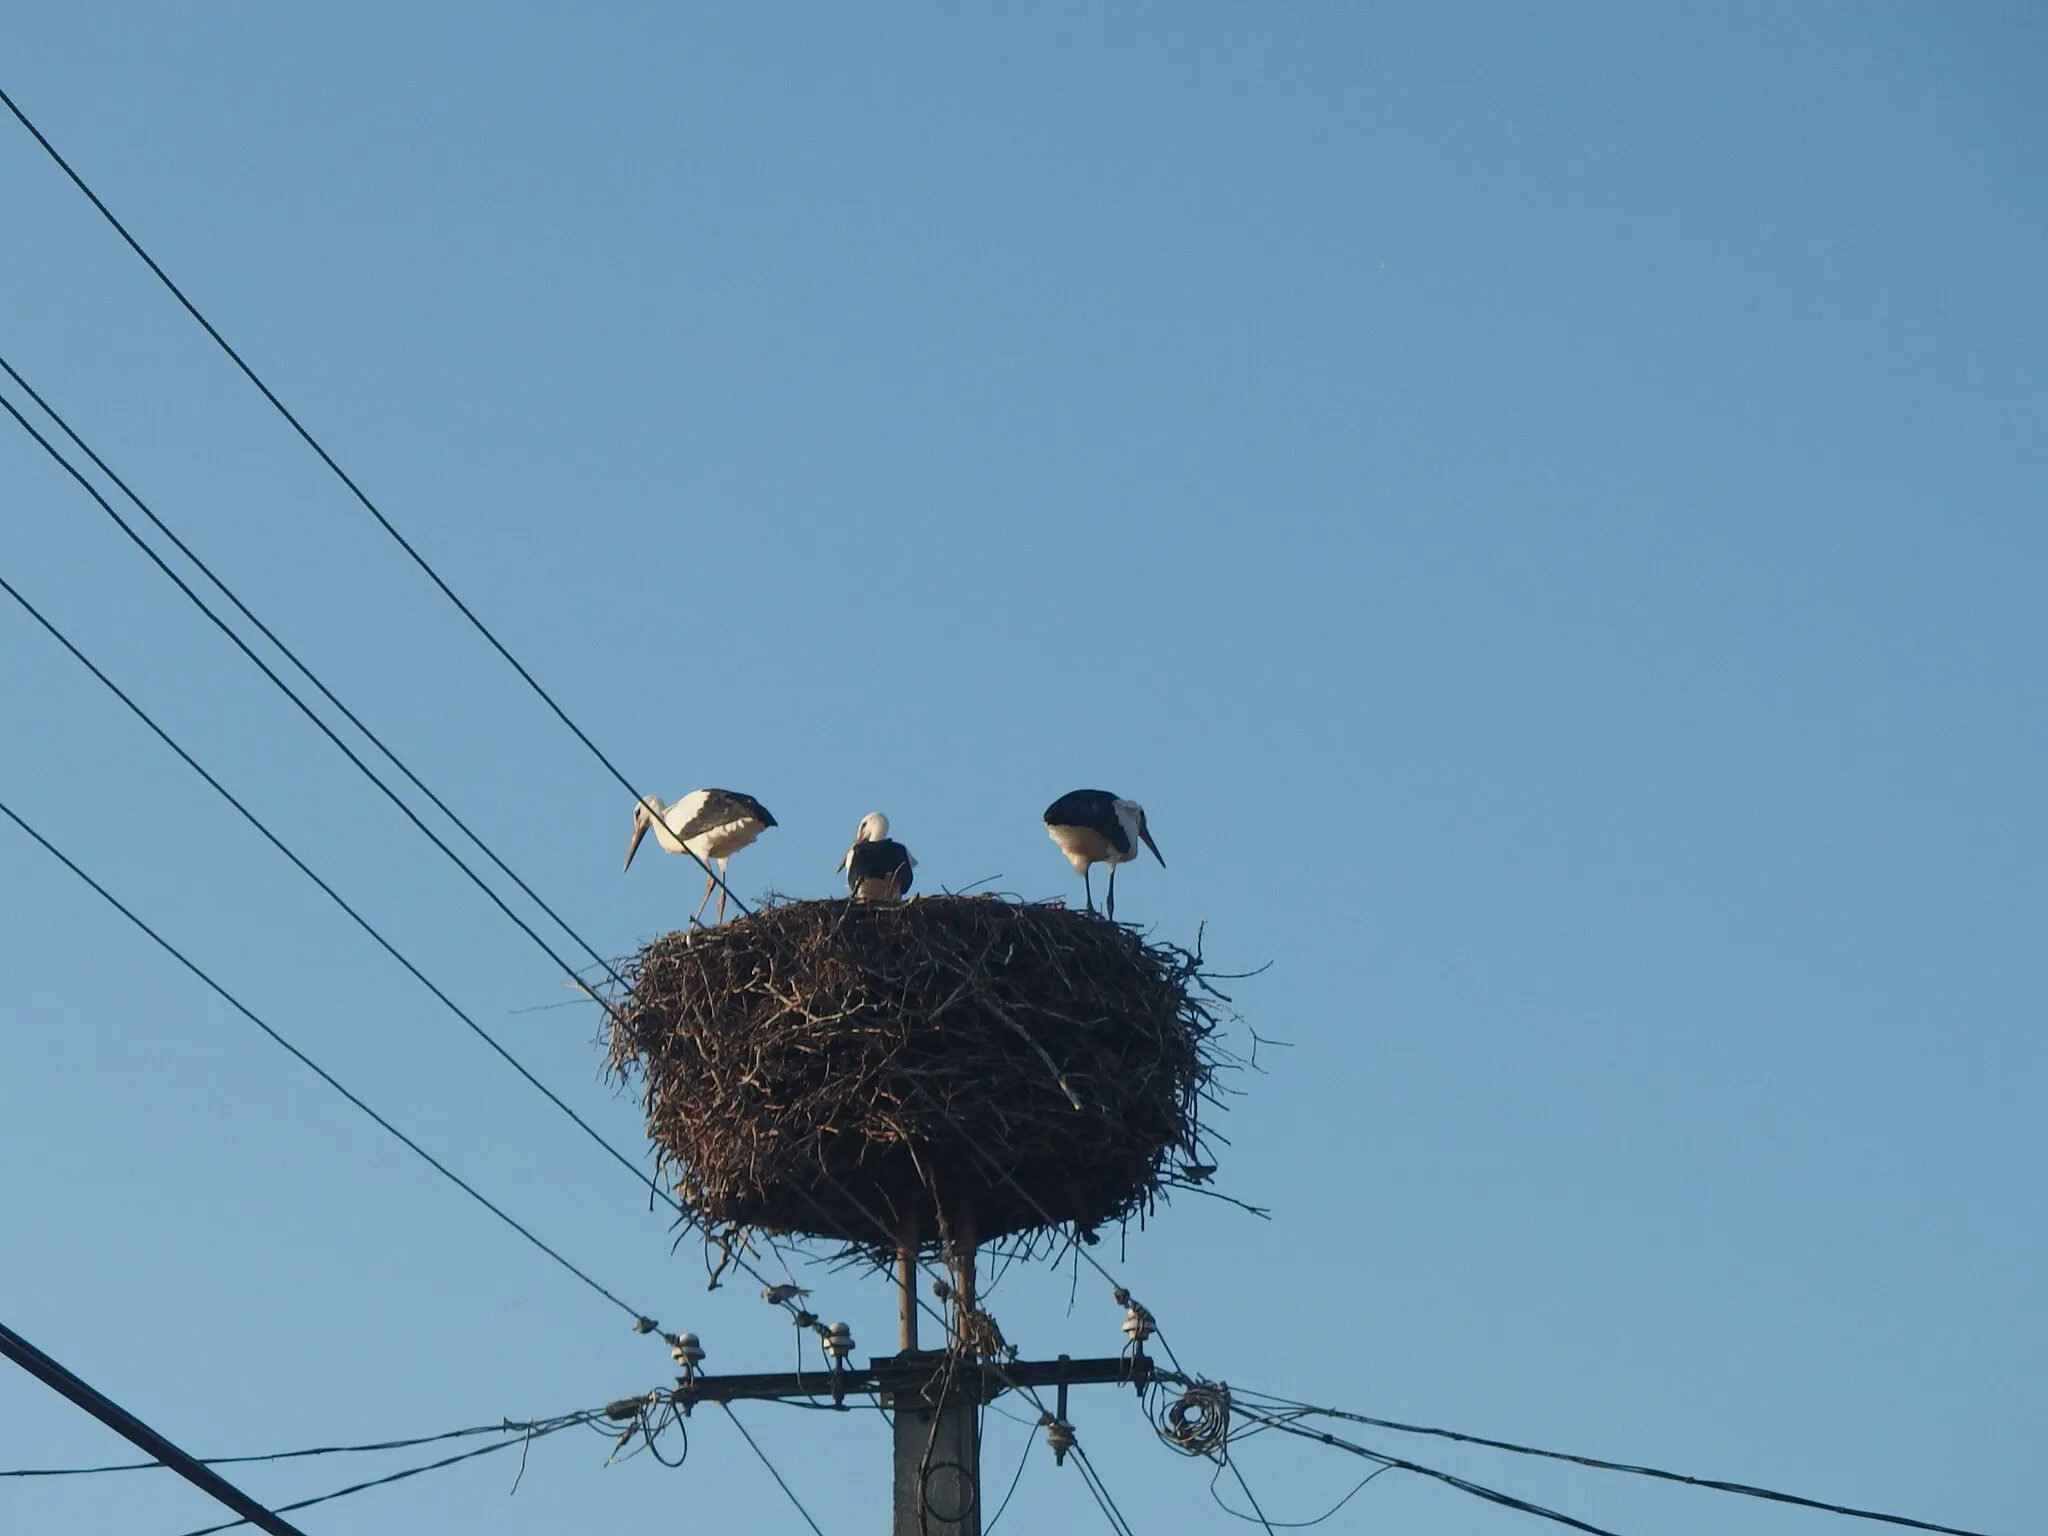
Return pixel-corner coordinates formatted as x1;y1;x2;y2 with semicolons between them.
623;789;777;925
837;812;916;903
1043;789;1164;920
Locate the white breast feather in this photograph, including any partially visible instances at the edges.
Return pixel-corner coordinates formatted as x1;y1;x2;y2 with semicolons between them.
686;818;764;861
1048;823;1118;872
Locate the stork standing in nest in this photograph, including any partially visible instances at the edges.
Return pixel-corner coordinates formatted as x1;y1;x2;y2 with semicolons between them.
1043;789;1164;920
838;812;916;903
624;789;777;925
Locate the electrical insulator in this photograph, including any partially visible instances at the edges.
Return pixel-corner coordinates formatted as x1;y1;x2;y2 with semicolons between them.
1120;1306;1154;1345
669;1331;704;1375
1044;1417;1076;1466
823;1322;855;1364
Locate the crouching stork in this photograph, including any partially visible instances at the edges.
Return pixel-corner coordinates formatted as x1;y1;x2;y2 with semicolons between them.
838;812;916;903
1043;789;1163;920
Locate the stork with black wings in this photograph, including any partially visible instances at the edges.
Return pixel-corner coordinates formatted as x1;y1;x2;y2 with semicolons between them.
1043;789;1164;920
623;788;777;925
837;812;916;903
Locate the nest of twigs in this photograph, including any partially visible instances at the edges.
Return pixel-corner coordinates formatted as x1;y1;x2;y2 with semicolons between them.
605;895;1222;1258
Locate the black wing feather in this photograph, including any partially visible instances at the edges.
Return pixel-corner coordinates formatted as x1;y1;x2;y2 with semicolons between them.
675;789;776;840
1042;789;1129;856
846;839;914;893
1043;789;1119;829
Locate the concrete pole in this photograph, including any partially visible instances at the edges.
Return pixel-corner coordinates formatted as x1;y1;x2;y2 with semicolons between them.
891;1375;981;1536
890;1203;981;1536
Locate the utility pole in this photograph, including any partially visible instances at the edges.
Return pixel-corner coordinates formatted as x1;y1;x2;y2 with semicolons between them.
628;1216;1166;1531
653;1249;1153;1536
887;1349;981;1536
889;1212;982;1535
884;1214;984;1535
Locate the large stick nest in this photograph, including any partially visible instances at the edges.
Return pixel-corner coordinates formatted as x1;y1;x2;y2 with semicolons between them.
605;895;1223;1258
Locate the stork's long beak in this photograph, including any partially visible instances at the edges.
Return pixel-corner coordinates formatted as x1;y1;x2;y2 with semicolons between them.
623;812;651;873
1140;825;1165;867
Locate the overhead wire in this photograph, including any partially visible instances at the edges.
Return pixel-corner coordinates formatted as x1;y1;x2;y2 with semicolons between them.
0;1319;307;1536
716;1403;829;1536
0;350;631;1000
3;1415;582;1478
1223;1385;2002;1536
0;563;672;1233
1232;1407;1630;1536
1218;1455;1277;1536
1067;1441;1141;1536
0;369;821;1326
1208;1459;1390;1529
0;381;627;1009
167;1412;598;1536
0;82;752;923
0;795;650;1326
980;1408;1037;1535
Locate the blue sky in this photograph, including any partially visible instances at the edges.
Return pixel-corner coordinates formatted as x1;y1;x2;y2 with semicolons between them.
1;5;2040;1532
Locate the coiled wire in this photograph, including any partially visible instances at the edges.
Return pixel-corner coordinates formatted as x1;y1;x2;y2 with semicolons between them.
1151;1379;1232;1461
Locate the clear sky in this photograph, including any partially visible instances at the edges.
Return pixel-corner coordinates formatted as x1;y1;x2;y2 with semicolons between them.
2;5;2040;1533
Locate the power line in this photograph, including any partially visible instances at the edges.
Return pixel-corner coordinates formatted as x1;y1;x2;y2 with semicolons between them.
1232;1407;1625;1536
1218;1454;1276;1536
0;565;670;1231
0;351;802;1328
0;375;823;1329
1068;1441;1141;1536
0;1318;308;1536
0;349;628;1001
0;540;700;1219
717;1403;829;1536
980;1408;1037;1534
0;82;751;923
4;1415;577;1477
1209;1458;1390;1529
0;384;628;1011
0;794;650;1325
1225;1386;2002;1536
168;1412;599;1536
